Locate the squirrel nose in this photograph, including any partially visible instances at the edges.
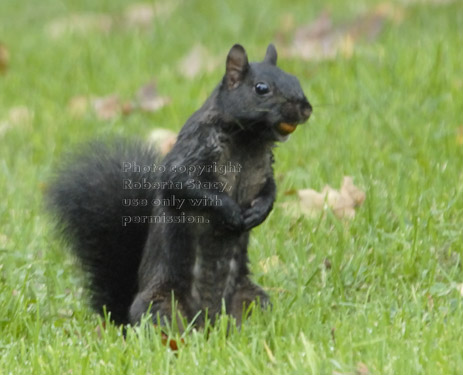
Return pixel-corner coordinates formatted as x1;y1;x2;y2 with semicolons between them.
301;100;312;121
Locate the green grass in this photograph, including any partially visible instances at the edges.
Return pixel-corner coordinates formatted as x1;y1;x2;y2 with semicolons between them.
1;0;463;373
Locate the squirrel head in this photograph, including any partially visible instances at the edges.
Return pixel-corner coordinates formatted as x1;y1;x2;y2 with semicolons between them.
217;43;312;142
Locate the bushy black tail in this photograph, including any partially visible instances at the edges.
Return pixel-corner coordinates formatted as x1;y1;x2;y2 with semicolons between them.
47;140;159;325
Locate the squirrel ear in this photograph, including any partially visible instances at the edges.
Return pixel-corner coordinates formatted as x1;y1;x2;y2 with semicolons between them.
225;44;249;89
264;44;278;65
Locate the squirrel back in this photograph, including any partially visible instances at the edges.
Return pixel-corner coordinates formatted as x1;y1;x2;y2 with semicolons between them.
47;44;312;327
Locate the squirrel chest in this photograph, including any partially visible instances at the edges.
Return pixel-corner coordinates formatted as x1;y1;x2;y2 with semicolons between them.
217;140;273;207
187;141;272;315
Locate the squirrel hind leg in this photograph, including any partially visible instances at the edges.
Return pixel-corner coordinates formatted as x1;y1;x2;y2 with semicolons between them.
229;278;270;326
129;290;194;333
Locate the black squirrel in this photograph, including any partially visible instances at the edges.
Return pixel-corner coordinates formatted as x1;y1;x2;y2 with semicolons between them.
47;44;312;328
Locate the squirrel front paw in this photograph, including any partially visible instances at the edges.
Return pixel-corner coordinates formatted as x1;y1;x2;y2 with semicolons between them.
242;197;273;231
220;208;244;232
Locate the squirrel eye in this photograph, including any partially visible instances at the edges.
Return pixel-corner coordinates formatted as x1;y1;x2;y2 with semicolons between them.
254;82;270;95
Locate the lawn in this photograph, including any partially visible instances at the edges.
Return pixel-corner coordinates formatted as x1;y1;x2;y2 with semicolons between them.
1;0;462;373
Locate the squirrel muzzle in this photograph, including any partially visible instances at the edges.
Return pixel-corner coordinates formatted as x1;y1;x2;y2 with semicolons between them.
277;100;312;135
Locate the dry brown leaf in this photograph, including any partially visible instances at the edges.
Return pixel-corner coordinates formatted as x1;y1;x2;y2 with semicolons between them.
92;95;123;120
298;176;365;219
340;176;366;206
46;13;113;39
147;128;177;156
356;362;370;375
289;5;403;61
290;12;338;60
322;184;358;219
177;44;221;79
122;1;181;29
298;188;327;213
0;42;9;74
68;81;168;121
283;188;298;196
402;0;455;4
123;3;156;29
346;3;405;43
135;81;171;113
46;1;181;39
